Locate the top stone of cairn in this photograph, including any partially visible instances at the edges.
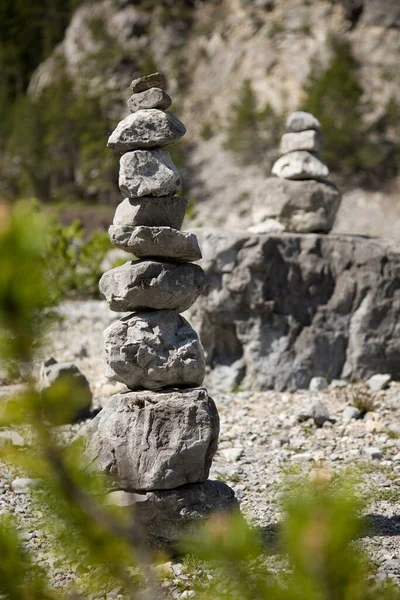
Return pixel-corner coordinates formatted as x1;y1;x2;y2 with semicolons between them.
286;111;321;133
130;72;166;94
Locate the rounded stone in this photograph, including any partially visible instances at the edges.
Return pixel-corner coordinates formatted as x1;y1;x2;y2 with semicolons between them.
107;110;186;152
113;196;188;230
286;111;321;132
104;310;206;390
108;225;202;261
119;149;181;198
272;151;329;180
127;88;172;113
85;388;219;491
99;260;206;312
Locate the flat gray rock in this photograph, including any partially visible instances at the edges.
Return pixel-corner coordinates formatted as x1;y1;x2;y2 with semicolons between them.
272;151;329;180
130;72;166;93
286;111;321;132
252;178;341;233
280;130;322;154
107;110;185;152
108;225;202;261
113;196;188;230
99;260;206;312
86;388;219;491
119;149;181;198
104;310;205;390
106;480;239;549
127;88;171;113
367;373;392;393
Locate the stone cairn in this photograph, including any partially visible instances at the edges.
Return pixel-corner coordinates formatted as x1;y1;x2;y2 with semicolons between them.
86;73;238;549
250;111;342;234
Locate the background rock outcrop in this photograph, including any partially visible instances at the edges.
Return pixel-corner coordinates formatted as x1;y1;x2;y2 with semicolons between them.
187;229;400;391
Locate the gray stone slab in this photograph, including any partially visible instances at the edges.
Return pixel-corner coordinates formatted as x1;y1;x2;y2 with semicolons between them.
99;260;206;312
130;72;166;93
280;130;322;154
272;151;329;180
108;225;202;261
127;88;171;113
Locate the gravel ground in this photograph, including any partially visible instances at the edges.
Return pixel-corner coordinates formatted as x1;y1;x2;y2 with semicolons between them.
1;300;400;597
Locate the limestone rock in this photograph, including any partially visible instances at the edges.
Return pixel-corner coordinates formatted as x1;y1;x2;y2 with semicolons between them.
106;480;239;549
186;229;400;391
127;88;171;113
99;260;206;312
40;358;92;422
252;178;341;234
309;376;328;392
367;373;392;393
286;111;321;132
272;151;329;180
109;225;202;261
86;388;219;491
107;110;186;152
130;72;166;93
113;196;188;230
119;149;181;198
280;130;322;155
104;310;205;390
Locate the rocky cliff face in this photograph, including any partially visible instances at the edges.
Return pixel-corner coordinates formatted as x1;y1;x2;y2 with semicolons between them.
30;0;400;237
187;229;400;391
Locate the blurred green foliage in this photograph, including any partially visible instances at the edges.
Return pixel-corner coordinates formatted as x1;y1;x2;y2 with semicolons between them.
46;216;112;300
302;37;395;183
224;79;282;166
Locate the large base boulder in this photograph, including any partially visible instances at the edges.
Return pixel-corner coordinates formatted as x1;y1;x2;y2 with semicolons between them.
187;229;400;391
251;178;341;234
104;310;206;390
107;480;239;549
86;388;219;491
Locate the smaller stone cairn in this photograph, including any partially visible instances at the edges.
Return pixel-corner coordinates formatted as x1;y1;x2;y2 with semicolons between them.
86;72;238;549
250;111;342;234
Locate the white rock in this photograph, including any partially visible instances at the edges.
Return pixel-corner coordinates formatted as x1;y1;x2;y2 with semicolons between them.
0;431;26;447
247;219;285;234
309;377;328;392
286;111;321;132
221;447;244;462
364;446;383;460
343;406;361;421
280;130;322;154
272;151;329;180
367;374;392;393
291;453;313;462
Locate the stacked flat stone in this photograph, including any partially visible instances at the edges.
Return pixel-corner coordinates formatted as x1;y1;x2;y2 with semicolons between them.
86;73;238;548
251;111;341;234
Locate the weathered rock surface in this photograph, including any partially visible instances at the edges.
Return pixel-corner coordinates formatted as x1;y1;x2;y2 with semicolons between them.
113;196;188;230
127;88;171;113
130;72;166;93
100;260;206;312
286;111;321;132
86;388;219;491
109;225;202;261
107;110;186;152
272;151;329;180
251;178;341;233
39;358;92;421
119;149;181;198
106;480;239;548
187;229;400;391
104;310;205;390
280;130;322;155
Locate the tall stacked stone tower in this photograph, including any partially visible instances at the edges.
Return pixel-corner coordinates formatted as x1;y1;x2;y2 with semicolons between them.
86;73;238;548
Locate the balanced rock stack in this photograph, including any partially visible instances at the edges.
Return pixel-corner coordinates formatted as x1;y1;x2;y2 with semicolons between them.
251;111;341;234
86;73;238;548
